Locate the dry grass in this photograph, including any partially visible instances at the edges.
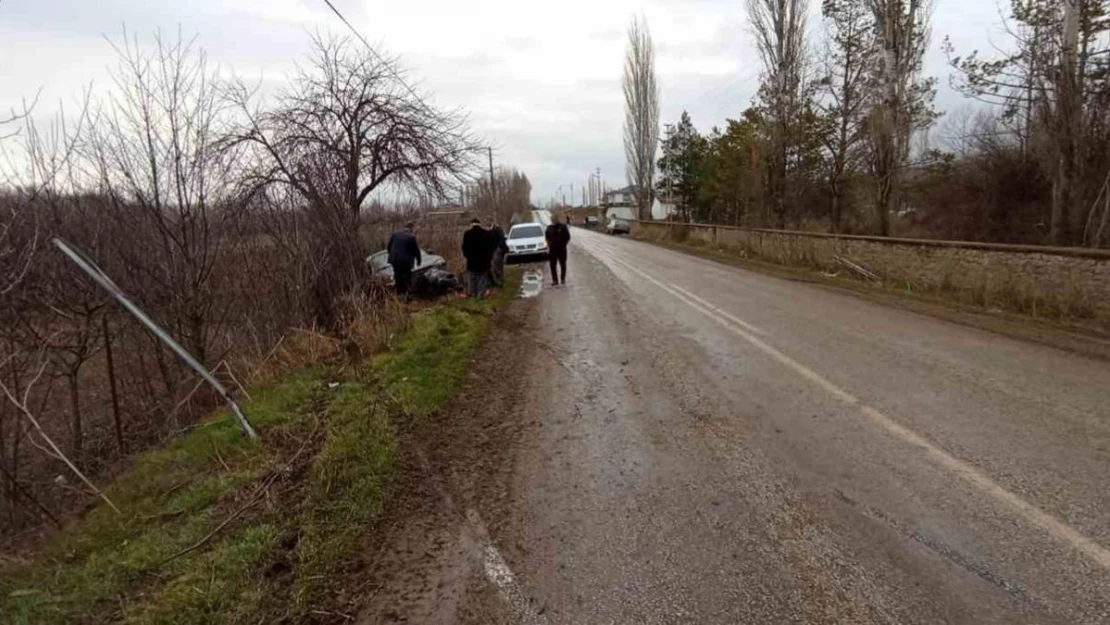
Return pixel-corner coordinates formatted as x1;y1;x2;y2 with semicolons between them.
342;295;412;356
638;226;1107;329
0;269;523;625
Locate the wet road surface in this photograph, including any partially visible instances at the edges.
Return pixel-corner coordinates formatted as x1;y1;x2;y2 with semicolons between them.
483;228;1110;624
360;227;1110;624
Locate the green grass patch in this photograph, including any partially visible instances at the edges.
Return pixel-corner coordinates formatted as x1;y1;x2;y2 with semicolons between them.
123;523;282;625
1;273;521;624
373;271;520;420
0;368;327;625
293;379;396;611
293;270;520;612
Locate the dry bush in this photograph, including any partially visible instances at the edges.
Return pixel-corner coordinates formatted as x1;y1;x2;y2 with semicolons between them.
341;295;411;357
905;152;1050;244
0;29;481;538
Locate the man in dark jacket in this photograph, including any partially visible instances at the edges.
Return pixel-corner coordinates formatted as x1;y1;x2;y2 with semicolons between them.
487;220;509;288
544;214;572;286
461;218;492;298
386;222;421;296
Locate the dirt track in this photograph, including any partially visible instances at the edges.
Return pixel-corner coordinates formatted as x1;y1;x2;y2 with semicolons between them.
358;230;1110;624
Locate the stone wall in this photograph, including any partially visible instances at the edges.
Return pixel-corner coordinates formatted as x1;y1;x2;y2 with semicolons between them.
631;220;1110;327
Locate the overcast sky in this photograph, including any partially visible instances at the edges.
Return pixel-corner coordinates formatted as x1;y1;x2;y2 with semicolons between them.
0;0;1007;205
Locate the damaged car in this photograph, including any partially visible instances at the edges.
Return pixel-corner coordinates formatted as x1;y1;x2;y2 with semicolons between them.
366;249;460;297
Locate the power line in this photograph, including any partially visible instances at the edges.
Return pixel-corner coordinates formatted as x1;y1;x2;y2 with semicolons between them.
319;0;435;113
320;0;491;194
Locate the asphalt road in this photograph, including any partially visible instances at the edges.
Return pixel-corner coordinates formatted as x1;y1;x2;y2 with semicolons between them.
482;228;1110;624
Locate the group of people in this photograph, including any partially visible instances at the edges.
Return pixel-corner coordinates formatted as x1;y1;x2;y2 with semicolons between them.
386;214;572;299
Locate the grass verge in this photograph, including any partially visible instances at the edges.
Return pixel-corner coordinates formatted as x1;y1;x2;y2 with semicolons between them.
0;273;521;625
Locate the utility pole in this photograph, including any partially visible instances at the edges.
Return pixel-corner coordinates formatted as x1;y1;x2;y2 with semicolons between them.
488;147;496;217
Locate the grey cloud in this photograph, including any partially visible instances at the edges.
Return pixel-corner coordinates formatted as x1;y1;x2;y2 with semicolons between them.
0;0;1015;203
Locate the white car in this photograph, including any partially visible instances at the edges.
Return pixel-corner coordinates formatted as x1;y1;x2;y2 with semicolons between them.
606;207;634;235
506;223;548;261
606;216;631;235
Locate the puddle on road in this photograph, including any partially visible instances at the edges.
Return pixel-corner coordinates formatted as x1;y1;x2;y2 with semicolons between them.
519;270;544;298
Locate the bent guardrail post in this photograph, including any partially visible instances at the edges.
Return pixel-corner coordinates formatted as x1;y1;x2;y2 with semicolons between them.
53;238;258;440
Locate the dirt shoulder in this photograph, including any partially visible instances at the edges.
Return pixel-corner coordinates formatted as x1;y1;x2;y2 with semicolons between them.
637;237;1110;362
356;294;541;624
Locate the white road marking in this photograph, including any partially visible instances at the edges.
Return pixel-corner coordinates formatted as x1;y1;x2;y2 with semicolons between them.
414;446;545;623
666;281;768;337
583;237;1110;573
465;509;547;624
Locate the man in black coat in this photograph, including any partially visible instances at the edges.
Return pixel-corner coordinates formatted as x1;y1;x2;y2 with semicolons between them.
545;214;572;286
387;222;421;296
461;218;492;298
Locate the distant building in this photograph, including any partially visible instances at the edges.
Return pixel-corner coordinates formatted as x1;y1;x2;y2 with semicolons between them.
601;186;675;221
602;186;636;209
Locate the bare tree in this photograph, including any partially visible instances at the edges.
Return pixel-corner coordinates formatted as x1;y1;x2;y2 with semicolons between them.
1;94;59;296
468;167;532;225
0;95;102;523
0;198;35;298
85;30;247;366
623;16;661;221
230;34;478;327
817;0;878;231
946;0;1110;246
748;0;811;227
865;0;937;235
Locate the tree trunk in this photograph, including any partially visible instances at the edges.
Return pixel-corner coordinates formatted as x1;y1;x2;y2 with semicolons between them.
0;395;7;522
829;186;842;233
1052;162;1074;245
1052;0;1081;245
0;461;60;528
68;373;82;454
103;316;125;453
875;159;895;237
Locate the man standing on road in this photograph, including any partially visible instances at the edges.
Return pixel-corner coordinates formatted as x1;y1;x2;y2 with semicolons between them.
545;214;571;287
488;220;509;288
462;218;492;298
386;222;421;297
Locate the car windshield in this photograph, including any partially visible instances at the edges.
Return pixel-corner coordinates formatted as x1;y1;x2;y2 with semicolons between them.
510;225;544;239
